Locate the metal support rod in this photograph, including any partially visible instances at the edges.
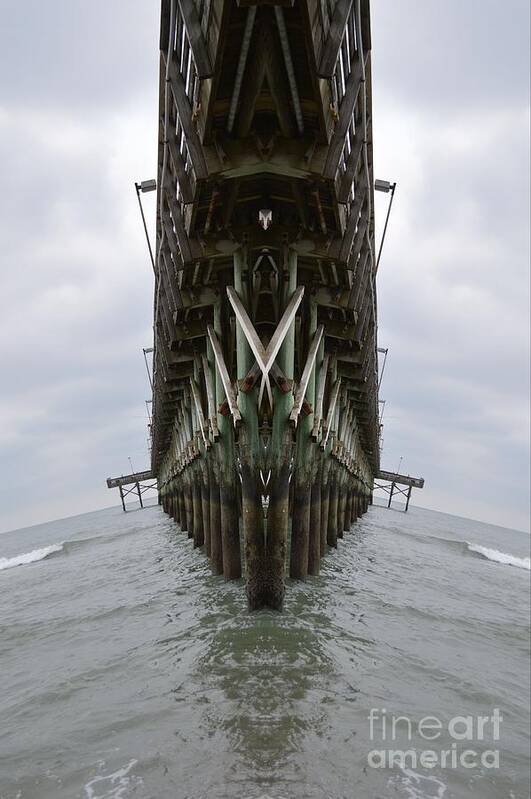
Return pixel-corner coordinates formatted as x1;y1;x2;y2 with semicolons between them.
135;182;156;272
377;346;388;391
143;347;154;392
376;182;396;272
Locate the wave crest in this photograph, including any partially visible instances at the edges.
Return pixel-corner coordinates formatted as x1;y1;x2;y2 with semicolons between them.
467;543;530;571
0;543;64;572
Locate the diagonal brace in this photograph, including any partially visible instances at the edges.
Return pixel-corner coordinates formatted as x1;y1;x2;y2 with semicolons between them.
226;285;304;408
290;325;324;427
207;325;242;427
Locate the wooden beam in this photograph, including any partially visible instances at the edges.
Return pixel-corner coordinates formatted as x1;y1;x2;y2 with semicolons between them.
377;470;424;489
206;324;242;426
338;117;369;203
338;186;367;263
166;132;194;204
164;52;208;179
163;191;194;264
201;353;219;440
290;325;324;426
323;51;368;180
177;0;213;79
311;352;329;440
236;21;295;138
322;377;342;449
107;470;154;488
189;377;209;447
318;0;353;78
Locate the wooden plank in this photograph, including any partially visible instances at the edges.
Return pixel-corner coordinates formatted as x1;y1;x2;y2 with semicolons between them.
377;470;425;489
107;471;154;489
177;0;213;78
318;0;353;78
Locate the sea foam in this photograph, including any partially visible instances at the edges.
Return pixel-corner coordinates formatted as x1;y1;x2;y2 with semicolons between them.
0;543;64;571
467;543;530;571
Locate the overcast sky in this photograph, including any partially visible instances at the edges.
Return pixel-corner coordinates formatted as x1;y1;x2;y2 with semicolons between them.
0;1;529;534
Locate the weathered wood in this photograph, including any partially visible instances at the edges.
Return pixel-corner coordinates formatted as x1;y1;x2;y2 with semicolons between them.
107;470;153;488
377;470;424;489
177;0;213;79
207;325;242;425
318;0;353;78
323;51;368;180
290;324;324;426
164;51;208;179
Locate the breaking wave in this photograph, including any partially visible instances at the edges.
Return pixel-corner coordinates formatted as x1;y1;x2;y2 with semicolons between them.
467;543;530;571
0;543;64;571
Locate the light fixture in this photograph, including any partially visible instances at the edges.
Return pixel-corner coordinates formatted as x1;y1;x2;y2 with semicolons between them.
375;179;392;193
377;346;389;390
143;347;154;392
258;209;273;230
138;179;157;193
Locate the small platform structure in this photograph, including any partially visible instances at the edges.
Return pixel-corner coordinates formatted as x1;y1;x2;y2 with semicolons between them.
106;470;158;511
374;470;425;512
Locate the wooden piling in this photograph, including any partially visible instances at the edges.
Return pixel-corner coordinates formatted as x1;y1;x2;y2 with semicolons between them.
265;248;297;608
234;248;265;608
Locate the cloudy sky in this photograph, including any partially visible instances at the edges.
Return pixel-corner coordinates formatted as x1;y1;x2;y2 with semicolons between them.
0;1;529;534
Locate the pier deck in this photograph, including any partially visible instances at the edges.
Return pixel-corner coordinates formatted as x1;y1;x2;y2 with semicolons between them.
106;471;158;511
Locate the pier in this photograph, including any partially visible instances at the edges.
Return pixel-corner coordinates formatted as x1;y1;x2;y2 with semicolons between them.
149;0;382;609
373;470;425;512
106;471;158;511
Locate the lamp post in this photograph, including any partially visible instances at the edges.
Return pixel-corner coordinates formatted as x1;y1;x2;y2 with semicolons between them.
134;179;157;272
374;179;397;272
377;346;389;391
143;347;154;392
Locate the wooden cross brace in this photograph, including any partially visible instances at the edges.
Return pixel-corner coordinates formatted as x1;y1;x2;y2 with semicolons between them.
227;285;304;410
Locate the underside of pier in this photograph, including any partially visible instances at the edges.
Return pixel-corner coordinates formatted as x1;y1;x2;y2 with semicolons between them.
151;0;381;609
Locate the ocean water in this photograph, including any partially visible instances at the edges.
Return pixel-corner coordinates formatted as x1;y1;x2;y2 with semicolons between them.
0;501;529;799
